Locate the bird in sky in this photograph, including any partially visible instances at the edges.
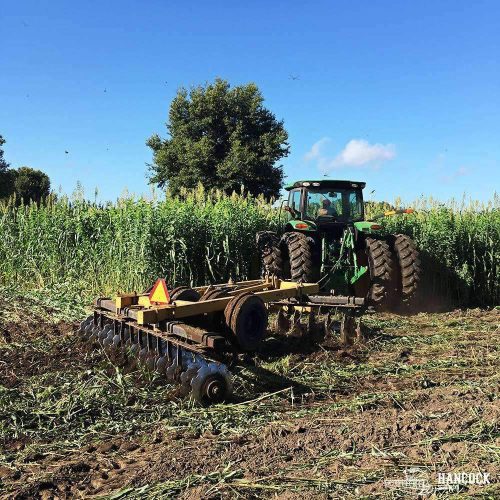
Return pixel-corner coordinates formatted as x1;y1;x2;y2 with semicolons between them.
370;189;376;195
289;74;300;80
65;150;69;154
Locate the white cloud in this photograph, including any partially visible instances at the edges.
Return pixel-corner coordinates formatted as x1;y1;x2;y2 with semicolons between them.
304;138;396;172
304;137;331;162
333;139;396;168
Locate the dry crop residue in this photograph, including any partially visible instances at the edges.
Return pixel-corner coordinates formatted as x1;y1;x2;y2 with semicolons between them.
0;303;498;498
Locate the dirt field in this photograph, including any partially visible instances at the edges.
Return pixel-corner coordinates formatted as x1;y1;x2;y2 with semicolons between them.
0;292;498;498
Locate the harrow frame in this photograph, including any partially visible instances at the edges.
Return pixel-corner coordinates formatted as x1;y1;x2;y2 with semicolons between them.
80;277;366;404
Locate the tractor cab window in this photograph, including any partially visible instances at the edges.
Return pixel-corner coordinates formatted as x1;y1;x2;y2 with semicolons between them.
305;189;363;221
288;189;301;217
348;191;364;220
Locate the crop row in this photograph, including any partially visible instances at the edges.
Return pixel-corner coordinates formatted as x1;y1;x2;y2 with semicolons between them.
0;189;498;307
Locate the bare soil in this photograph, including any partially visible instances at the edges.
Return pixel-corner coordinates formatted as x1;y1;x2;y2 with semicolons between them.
0;306;498;498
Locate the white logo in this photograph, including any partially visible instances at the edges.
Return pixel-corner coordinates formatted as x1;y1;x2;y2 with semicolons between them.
438;472;491;486
384;468;434;495
384;468;493;495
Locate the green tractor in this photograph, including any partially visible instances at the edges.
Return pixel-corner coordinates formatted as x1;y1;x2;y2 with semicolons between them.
256;180;421;310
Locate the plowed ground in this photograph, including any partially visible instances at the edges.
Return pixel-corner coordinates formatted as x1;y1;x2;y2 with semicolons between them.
0;293;498;498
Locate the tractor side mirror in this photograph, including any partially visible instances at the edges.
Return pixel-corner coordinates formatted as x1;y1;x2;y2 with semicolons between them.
281;200;295;220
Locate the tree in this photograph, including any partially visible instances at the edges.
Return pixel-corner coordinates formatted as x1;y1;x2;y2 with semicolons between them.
13;167;51;204
0;135;15;200
147;78;289;198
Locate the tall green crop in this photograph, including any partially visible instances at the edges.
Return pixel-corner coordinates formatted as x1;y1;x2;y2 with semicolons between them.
375;195;499;307
0;187;279;301
0;189;498;307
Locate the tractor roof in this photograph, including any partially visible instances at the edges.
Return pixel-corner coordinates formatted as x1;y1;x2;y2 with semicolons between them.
284;180;366;191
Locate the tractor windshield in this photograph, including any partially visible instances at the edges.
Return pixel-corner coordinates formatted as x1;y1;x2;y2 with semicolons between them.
305;189;363;221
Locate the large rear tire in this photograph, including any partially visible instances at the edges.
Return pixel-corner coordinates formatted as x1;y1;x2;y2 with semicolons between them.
392;234;421;306
281;232;314;283
355;237;396;310
256;231;283;277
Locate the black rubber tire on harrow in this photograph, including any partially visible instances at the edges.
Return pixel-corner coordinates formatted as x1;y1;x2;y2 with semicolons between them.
224;293;268;352
355;237;397;310
170;286;201;302
199;288;229;301
256;231;283;277
281;232;314;283
392;234;421;306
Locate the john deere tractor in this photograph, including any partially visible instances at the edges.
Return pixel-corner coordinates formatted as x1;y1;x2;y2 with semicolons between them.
256;180;421;310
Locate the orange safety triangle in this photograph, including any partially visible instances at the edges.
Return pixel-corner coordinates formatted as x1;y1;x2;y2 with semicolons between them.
148;278;171;304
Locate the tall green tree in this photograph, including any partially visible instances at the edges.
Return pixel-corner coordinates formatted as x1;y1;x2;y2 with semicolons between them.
147;78;289;198
0;135;15;199
13;167;51;204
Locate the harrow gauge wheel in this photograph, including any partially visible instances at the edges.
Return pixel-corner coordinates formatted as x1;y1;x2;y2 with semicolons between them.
225;293;268;351
170;286;201;302
199;288;230;301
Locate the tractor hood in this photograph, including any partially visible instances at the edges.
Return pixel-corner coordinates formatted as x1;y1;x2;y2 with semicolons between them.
285;180;366;191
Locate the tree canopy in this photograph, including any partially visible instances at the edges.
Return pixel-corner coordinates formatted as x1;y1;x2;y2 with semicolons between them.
147;79;289;198
0;135;52;204
0;135;16;200
14;167;51;204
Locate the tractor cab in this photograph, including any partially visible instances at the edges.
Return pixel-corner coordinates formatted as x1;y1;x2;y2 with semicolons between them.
284;180;365;233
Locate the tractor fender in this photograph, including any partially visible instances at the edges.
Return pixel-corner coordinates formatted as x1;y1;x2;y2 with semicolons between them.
353;221;383;234
285;220;317;232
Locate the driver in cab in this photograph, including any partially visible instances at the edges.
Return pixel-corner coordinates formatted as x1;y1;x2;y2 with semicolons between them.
318;198;336;217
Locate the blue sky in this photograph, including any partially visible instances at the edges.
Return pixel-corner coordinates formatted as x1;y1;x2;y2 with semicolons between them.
1;0;499;203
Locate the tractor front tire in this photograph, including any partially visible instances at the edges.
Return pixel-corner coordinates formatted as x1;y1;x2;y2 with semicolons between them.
281;232;314;283
392;234;421;306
